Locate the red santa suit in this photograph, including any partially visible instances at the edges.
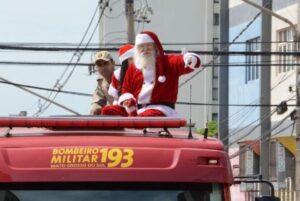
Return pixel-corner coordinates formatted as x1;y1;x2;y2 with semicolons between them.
101;31;201;117
108;44;134;104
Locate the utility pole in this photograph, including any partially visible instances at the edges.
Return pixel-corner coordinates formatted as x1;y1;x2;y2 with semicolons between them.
260;0;272;195
99;0;108;45
295;1;300;200
125;0;135;43
219;0;229;151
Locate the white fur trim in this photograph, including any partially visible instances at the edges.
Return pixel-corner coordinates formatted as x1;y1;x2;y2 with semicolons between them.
119;48;134;63
113;68;121;81
158;75;166;83
135;33;154;45
137;105;178;117
138;68;155;104
118;93;135;105
125;106;137;113
183;52;201;69
108;84;119;99
113;100;118;105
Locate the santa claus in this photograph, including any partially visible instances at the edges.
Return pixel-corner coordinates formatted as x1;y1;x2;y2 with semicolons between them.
101;31;201;117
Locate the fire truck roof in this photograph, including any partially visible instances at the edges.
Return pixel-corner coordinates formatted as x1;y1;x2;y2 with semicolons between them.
0;116;233;187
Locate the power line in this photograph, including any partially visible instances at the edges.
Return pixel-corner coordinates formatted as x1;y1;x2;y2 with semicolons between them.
0;41;295;46
222;95;295;144
226;108;277;147
175;101;297;107
0;80;92;97
0;76;80;115
1;44;300;56
180;10;260;87
0;79;296;108
226;92;294;147
35;1;104;116
0;61;299;67
100;31;126;43
0;61;91;66
229;112;293;159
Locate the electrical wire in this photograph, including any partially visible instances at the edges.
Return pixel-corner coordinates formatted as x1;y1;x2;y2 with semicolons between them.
35;2;105;116
175;101;298;107
223;95;295;145
223;71;296;142
104;11;125;19
179;0;272;88
0;41;296;47
0;80;92;97
180;40;251;88
0;79;297;108
100;31;127;43
110;0;123;7
0;60;298;67
220;67;295;134
229;106;258;133
229;112;294;159
0;76;80;115
224;108;277;147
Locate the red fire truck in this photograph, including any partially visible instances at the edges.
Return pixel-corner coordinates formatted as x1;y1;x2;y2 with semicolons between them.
0;116;233;201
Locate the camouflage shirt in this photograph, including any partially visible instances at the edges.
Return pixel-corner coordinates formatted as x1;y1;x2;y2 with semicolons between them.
90;75;114;115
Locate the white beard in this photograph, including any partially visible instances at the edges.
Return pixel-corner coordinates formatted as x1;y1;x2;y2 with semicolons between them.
134;50;156;69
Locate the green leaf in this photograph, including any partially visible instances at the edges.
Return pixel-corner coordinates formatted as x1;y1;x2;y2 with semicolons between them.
196;120;218;137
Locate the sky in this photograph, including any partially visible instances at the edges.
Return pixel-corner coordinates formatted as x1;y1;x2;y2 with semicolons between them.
0;0;212;127
0;0;103;116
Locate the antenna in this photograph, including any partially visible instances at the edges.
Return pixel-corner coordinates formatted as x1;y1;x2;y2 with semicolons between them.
204;126;208;139
188;85;193;139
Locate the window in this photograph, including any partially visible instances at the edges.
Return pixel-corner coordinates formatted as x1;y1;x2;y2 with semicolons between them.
269;140;277;180
212;37;219;53
212;113;218;121
212;38;219;101
212;78;218;101
212;66;218;78
213;13;219;26
277;28;296;75
245;37;260;84
6;184;225;201
212;88;218;101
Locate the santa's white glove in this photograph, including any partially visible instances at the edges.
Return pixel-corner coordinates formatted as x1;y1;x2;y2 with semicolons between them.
183;53;201;69
122;99;137;116
118;93;137;116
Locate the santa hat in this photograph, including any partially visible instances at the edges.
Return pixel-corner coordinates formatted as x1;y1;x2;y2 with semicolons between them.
118;44;134;64
135;33;154;45
135;31;167;83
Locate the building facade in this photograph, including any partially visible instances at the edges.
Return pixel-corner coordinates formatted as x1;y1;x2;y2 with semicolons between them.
229;0;298;200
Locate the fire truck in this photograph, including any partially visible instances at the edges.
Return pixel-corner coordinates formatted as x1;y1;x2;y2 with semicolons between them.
0;116;233;201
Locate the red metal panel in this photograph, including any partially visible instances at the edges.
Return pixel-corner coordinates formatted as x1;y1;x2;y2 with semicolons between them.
0;135;233;184
0;117;186;129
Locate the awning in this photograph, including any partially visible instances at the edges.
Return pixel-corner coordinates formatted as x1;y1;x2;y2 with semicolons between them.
272;136;296;156
238;140;260;155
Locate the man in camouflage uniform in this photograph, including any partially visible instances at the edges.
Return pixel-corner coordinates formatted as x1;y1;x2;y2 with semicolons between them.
90;51;115;115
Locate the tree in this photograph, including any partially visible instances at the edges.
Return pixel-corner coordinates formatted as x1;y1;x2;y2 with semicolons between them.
197;120;218;137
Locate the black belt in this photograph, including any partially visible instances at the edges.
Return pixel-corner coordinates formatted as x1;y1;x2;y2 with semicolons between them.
137;103;175;109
